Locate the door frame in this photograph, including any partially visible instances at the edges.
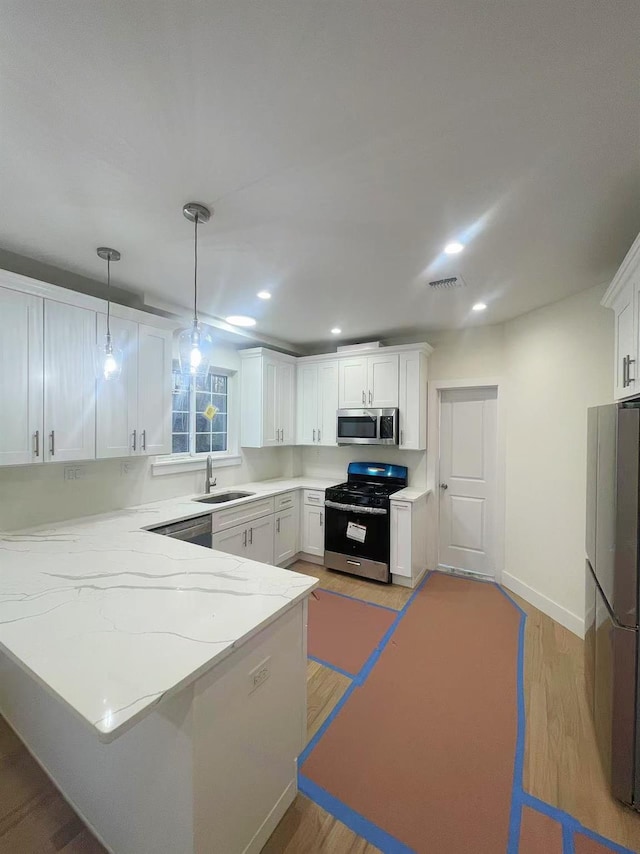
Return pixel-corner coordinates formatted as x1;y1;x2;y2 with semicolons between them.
427;377;506;582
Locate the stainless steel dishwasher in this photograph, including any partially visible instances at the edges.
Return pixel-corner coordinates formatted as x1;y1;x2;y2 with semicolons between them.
149;514;212;548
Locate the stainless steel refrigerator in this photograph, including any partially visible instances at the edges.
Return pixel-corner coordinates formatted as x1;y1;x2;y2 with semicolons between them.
586;403;640;808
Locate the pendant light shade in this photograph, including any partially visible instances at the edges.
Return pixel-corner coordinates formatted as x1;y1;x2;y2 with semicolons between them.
178;202;214;376
95;247;123;381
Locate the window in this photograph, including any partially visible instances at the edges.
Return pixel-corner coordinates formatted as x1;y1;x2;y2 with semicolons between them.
171;360;232;456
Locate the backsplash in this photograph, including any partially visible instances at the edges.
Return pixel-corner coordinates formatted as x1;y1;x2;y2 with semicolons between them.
0;448;295;531
300;445;426;486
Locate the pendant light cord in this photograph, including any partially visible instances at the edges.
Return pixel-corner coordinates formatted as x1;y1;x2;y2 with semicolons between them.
106;256;111;339
193;213;199;325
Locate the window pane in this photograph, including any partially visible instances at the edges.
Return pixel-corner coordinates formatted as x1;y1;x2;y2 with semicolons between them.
211;413;227;432
211;375;227;394
196;392;211;412
172;434;189;454
195;433;212;454
212;394;227;414
173;389;190;411
211;433;227;452
172;412;189;433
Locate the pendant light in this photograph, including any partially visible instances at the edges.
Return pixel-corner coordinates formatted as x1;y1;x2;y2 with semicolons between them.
96;247;123;381
178;202;214;376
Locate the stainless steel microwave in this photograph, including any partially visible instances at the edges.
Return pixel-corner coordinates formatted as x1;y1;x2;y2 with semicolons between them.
336;408;399;445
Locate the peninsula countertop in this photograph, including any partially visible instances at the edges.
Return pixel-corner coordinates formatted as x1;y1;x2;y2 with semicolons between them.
0;477;339;742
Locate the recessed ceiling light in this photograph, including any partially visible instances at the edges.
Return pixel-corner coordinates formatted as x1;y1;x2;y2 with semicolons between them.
444;241;464;255
472;302;487;312
226;315;257;327
257;291;271;300
331;327;342;335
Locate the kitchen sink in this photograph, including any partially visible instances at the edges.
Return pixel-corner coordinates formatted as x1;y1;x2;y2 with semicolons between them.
194;491;255;504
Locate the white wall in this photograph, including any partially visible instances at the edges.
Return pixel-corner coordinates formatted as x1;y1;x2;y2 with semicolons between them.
0;338;294;531
424;284;612;636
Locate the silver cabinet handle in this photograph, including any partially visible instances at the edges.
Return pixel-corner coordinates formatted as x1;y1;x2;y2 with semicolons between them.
277;518;280;533
141;429;146;451
440;483;448;490
320;512;323;527
400;429;404;445
623;355;629;387
33;430;40;457
318;428;321;443
362;390;366;404
49;430;55;457
243;529;247;547
629;357;636;385
249;527;253;545
369;390;372;405
313;428;316;442
132;429;137;451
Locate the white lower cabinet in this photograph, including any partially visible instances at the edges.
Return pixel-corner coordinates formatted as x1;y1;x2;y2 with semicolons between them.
302;504;324;557
212;524;247;559
390;495;428;587
390;501;412;578
274;503;299;565
246;515;275;564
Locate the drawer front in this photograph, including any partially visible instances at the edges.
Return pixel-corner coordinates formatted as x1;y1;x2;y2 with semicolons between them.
304;489;325;507
275;490;300;512
212;497;275;533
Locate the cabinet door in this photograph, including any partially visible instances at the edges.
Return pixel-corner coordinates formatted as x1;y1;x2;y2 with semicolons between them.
247;515;275;564
0;288;43;466
398;352;426;450
302;505;324;557
212;523;247;558
614;282;636;399
96;315;138;459
44;300;96;462
278;361;295;445
274;506;298;565
317;361;338;445
296;364;318;445
138;324;172;455
368;353;399;408
390;501;412;578
338;357;368;409
262;359;279;446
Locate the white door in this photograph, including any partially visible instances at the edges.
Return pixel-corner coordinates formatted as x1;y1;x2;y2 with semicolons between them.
247;515;274;564
0;288;44;466
614;281;636;399
274;506;298;565
438;387;498;577
212;523;247;558
44;300;96;462
277;362;295;445
317;361;338;445
262;359;279;446
96;315;139;459
296;364;318;445
138;324;172;456
338;357;368;408
368;354;399;408
302;505;324;556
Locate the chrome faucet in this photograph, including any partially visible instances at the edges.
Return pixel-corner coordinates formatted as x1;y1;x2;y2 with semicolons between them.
205;455;217;494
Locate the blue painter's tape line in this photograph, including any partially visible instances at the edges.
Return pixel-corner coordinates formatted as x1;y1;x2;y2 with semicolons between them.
299;774;416;854
506;607;527;854
307;654;356;680
314;586;400;613
493;580;528;618
562;821;575;854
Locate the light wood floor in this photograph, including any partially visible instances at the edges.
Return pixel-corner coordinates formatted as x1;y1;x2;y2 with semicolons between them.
2;562;639;853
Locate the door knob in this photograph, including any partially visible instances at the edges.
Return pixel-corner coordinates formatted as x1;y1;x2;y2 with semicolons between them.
440;483;448;490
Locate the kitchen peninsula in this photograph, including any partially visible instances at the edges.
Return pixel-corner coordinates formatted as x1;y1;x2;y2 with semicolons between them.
0;482;333;854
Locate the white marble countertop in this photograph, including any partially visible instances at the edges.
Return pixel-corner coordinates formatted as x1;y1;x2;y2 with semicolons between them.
0;477;340;742
389;486;431;502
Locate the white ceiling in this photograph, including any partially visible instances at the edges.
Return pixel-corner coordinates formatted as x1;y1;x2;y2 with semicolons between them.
1;1;639;347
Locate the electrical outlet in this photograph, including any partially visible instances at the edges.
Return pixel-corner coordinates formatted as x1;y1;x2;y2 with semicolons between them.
63;466;85;481
248;656;271;694
120;462;131;476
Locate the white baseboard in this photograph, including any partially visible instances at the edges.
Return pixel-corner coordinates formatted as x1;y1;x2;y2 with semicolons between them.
502;572;584;638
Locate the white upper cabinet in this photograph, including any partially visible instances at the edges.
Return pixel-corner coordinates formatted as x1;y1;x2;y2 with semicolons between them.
44;300;96;462
296;360;338;445
398;351;427;450
0;287;44;466
240;349;296;447
138;324;173;456
96;315;139;459
338;353;399;409
603;232;640;400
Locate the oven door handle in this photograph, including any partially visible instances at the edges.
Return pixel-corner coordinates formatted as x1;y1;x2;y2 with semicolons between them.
325;500;388;515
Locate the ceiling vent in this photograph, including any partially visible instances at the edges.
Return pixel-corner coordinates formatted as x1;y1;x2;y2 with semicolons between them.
428;275;467;290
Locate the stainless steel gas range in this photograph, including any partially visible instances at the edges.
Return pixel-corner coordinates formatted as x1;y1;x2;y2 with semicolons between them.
324;461;408;583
